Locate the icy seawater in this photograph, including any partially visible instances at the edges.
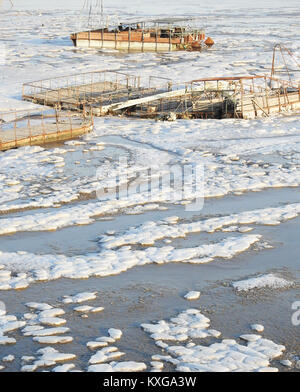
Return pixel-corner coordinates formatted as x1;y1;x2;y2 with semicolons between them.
0;0;299;372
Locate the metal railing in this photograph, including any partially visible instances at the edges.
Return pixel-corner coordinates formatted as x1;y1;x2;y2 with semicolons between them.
0;107;93;150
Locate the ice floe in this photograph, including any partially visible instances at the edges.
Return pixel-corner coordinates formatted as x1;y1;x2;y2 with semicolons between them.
52;364;76;372
232;274;294;291
23;327;70;337
2;355;15;363
251;324;264;333
100;204;300;249
33;336;73;344
142;308;285;372
74;305;104;313
184;291;201;300
0;234;261;290
89;347;126;364
108;329;122;340
62;292;97;304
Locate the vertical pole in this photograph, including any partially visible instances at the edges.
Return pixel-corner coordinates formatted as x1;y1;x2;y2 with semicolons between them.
56;108;59;138
128;26;131;52
277;80;281;112
42;109;45;143
28;114;31;146
240;80;244;118
14;111;17;148
265;77;270;114
69;112;73;139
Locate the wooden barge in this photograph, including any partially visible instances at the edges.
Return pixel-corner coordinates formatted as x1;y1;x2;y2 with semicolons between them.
71;18;214;52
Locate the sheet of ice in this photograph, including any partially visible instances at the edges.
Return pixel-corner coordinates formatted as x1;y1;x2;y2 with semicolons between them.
33;336;73;344
251;324;264;333
151;361;164;370
0;234;261;290
87;341;109;350
0;2;300;229
25;303;53;311
39;309;65;318
100;203;300;249
142;308;285;372
2;355;15;363
21;356;35;363
240;334;262;342
23;327;70;337
89;347;126;364
62;292;97;304
39;317;67;327
74;305;104;313
88;364;113;372
108;329;122;340
35;347;76;367
52;364;76;372
184;291;201;300
112;362;147;372
96;337;116;343
0;336;16;345
232;274;294;291
280;359;292;367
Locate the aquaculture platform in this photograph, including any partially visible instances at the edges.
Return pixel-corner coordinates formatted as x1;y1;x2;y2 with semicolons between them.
116;76;300;120
22;72;300;121
22;70;172;117
0;108;93;151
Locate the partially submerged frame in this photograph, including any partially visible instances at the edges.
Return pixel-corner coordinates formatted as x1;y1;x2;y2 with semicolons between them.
0;108;93;151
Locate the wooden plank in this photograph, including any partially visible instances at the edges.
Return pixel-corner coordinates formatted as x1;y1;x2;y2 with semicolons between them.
103;88;192;113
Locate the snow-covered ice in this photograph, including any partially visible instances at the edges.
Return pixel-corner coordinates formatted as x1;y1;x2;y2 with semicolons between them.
184;291;201;300
0;234;261;290
142;308;286;372
232;274;294;291
108;328;122;340
62;292;97;304
251;324;264;333
0;0;299;372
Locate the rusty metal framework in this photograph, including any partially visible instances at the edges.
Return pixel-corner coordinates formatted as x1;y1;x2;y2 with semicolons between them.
0;108;93;151
71;16;213;52
21;45;300;123
22;70;172;116
271;44;300;86
120;76;300;120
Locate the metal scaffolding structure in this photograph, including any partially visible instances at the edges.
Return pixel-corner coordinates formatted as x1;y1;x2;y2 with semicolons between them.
118;76;300;120
22;70;172;116
0;107;93;151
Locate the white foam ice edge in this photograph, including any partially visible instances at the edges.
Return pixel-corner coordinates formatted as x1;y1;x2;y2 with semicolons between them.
0;234;261;291
232;273;294;291
142;308;285;372
100;203;300;249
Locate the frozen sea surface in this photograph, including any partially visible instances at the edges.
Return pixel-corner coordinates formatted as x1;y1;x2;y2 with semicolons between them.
0;0;299;372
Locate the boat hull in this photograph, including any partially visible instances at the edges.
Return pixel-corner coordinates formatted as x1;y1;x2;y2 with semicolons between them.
73;38;178;51
70;30;212;52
